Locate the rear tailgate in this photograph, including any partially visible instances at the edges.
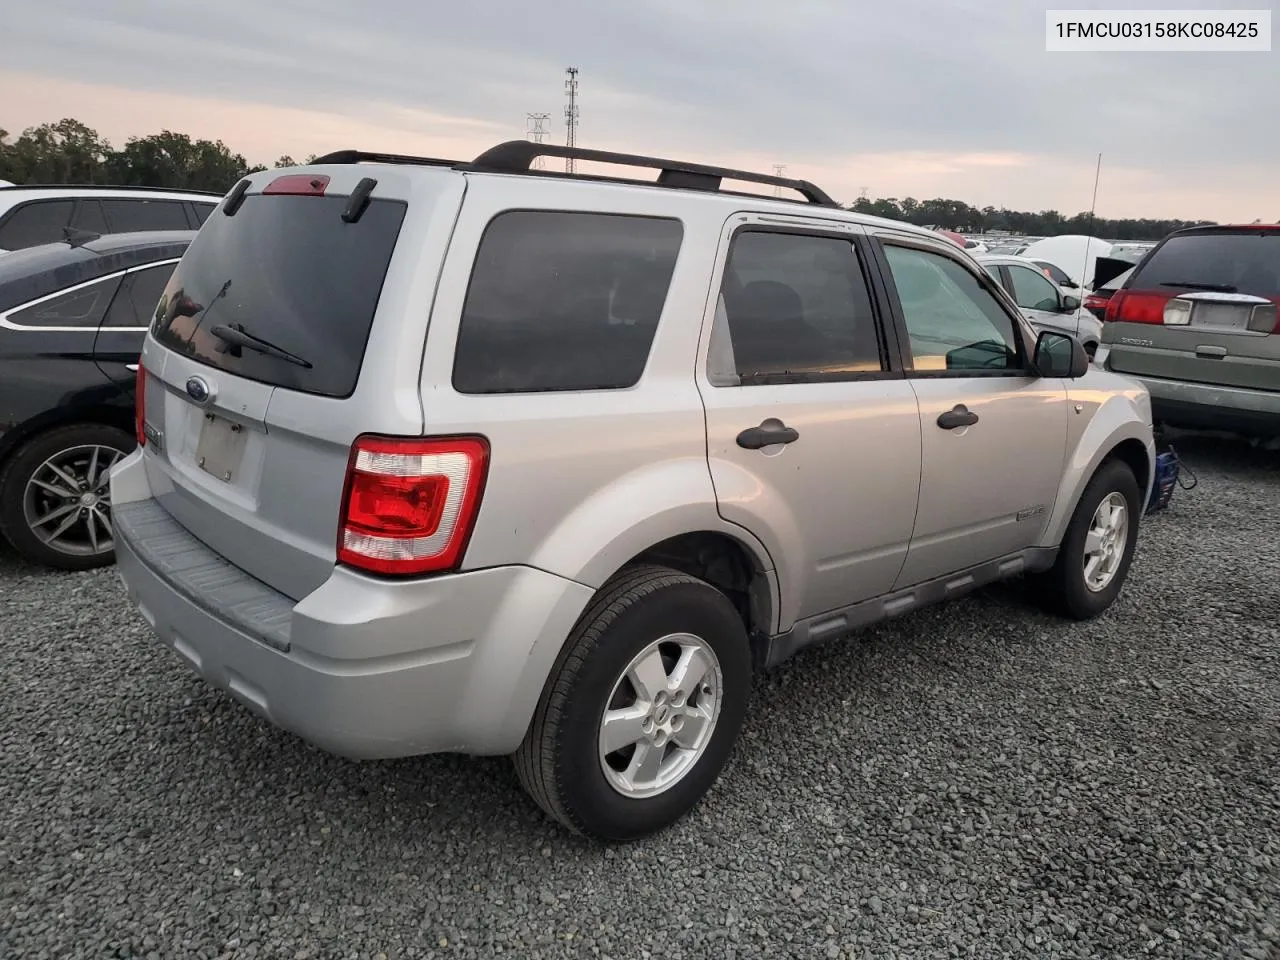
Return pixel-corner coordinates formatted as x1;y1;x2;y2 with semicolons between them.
1104;228;1280;391
136;166;465;600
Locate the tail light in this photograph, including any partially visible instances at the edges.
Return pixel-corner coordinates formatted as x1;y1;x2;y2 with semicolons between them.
263;174;330;196
134;362;146;446
1105;290;1170;324
1083;293;1110;316
338;435;489;576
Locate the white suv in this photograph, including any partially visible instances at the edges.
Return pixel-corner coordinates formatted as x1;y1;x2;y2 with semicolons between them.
0;185;219;252
110;144;1155;840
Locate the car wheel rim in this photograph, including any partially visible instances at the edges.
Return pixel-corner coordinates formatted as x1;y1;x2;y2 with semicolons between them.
1083;491;1128;593
598;632;724;800
21;443;125;557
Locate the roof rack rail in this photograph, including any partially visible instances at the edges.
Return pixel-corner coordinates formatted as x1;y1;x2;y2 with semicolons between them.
463;140;838;207
310;149;459;168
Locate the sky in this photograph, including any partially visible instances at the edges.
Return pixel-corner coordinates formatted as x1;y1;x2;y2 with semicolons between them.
1;0;1275;221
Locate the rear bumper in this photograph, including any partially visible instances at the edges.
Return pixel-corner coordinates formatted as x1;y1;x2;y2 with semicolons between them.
110;450;593;759
1095;349;1280;436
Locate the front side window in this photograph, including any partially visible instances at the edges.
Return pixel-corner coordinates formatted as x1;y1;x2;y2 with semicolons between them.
1008;264;1062;312
883;244;1023;373
453;211;683;394
709;230;884;385
6;275;122;328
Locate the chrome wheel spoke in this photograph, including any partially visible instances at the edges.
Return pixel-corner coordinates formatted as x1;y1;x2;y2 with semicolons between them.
600;704;649;755
623;741;665;788
45;509;82;543
669;644;712;700
86;509;100;552
48;462;82;491
86;446;102;487
627;649;670;702
1084;529;1105;555
32;502;78;529
31;477;77;499
671;704;711;750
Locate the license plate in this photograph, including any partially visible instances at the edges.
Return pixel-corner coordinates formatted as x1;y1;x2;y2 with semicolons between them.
1191;303;1250;330
195;413;248;482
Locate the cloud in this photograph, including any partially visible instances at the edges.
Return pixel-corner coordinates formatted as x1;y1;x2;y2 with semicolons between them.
1;0;1275;219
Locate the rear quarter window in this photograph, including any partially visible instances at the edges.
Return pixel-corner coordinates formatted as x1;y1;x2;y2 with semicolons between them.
452;211;683;394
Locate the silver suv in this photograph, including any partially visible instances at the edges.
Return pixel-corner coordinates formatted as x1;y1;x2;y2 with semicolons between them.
110;143;1156;840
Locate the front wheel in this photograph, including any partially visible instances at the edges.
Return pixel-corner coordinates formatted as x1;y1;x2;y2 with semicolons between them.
0;424;135;571
1030;458;1141;620
513;565;752;841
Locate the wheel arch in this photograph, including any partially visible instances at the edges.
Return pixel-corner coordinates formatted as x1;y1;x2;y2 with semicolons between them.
1040;406;1154;548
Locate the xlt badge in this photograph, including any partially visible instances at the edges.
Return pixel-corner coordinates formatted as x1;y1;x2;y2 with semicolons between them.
1016;505;1046;521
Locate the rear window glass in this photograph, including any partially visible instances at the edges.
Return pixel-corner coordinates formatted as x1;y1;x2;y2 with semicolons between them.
0;200;74;250
102;199;190;232
1130;232;1280;298
152;194;407;398
453;211;683;393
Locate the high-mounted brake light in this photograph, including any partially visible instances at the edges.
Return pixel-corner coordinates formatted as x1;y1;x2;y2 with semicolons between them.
337;435;490;576
134;362;147;447
263;174;330;197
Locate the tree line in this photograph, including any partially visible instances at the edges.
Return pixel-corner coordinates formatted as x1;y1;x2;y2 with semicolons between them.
0;118;1231;240
845;196;1218;242
0;119;312;194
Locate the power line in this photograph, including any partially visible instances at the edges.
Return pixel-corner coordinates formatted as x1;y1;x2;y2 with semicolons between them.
525;113;550;170
564;67;579;173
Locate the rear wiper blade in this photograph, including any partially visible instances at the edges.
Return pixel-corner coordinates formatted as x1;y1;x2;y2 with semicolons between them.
1159;280;1237;292
210;324;313;368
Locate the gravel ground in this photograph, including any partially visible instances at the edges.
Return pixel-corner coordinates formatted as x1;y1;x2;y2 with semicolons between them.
2;432;1278;960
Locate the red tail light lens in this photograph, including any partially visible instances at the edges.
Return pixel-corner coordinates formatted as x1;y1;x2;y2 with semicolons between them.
1105;290;1170;324
338;435;489;576
134;362;146;446
262;174;330;196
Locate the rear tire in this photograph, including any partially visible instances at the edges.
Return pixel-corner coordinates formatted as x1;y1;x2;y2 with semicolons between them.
513;564;751;841
0;424;135;571
1030;458;1141;620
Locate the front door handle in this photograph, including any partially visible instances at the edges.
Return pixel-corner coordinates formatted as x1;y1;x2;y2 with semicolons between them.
736;418;800;450
937;404;979;430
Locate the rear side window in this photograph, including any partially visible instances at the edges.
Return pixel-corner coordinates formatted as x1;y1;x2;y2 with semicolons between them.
1129;231;1280;299
103;263;178;328
190;202;216;225
71;200;109;235
102;199;190;232
0;200;75;250
453;212;682;394
711;230;884;385
6;275;122;328
152;194;407;398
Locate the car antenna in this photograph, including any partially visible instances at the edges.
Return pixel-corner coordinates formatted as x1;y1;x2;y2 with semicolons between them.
61;226;101;249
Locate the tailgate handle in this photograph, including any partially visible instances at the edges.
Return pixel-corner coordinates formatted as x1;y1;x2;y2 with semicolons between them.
1195;345;1228;359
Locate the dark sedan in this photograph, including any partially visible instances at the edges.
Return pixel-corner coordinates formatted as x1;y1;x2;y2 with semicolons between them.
0;230;193;569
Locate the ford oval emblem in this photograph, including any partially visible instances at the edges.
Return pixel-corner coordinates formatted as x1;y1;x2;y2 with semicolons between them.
185;376;212;404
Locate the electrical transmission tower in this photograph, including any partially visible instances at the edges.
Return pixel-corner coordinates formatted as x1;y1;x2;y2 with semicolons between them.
526;113;550;170
564;67;580;173
772;164;787;197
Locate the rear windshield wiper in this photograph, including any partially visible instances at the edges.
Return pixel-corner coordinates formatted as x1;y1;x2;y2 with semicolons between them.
1158;280;1237;292
210;323;313;369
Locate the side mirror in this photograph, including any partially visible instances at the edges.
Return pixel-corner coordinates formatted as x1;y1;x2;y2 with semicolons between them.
1034;330;1089;378
1061;293;1081;312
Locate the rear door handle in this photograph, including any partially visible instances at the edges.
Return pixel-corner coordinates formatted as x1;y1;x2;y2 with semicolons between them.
736;418;800;450
937;404;979;430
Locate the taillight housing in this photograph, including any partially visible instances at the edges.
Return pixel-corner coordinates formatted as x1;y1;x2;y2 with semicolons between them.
337;435;489;576
134;362;146;446
262;174;330;196
1105;290;1171;324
